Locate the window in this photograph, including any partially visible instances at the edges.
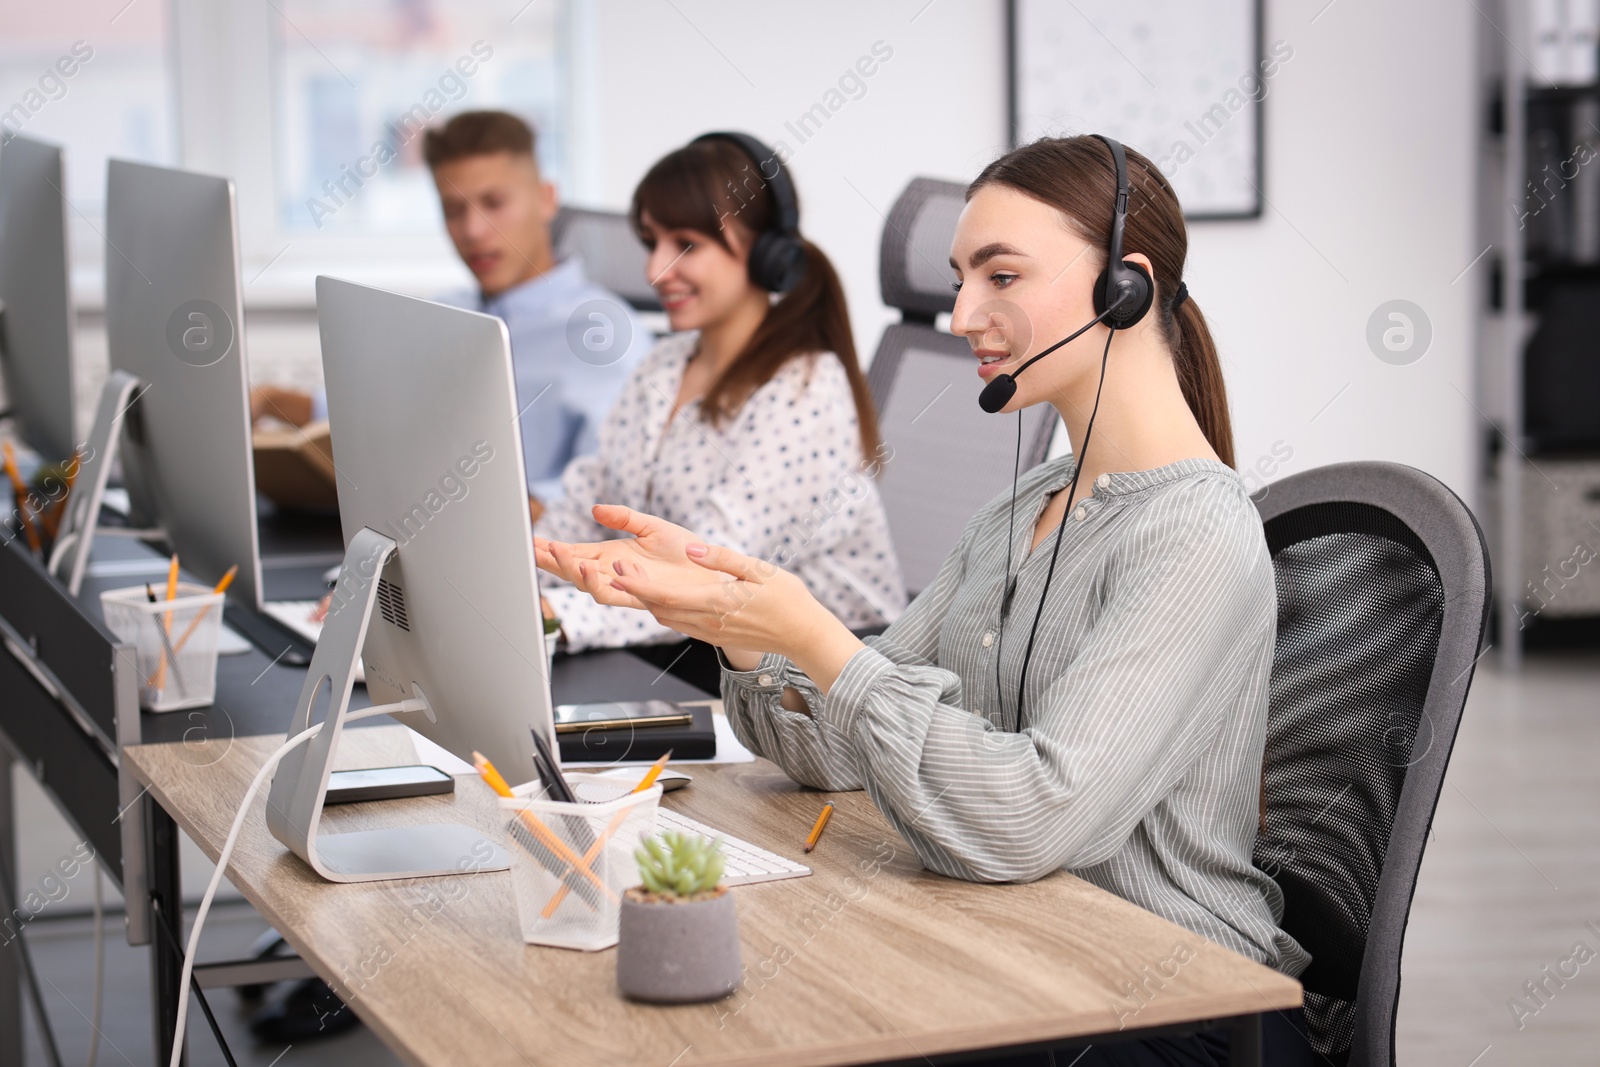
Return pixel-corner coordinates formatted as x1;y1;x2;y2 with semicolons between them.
0;0;175;252
272;0;573;235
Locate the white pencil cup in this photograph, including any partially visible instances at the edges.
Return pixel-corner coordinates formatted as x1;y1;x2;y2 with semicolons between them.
100;584;226;712
498;785;661;951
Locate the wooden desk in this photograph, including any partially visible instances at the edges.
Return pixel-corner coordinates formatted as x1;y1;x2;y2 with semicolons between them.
125;726;1301;1066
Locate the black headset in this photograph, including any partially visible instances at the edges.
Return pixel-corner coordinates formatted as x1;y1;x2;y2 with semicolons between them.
978;134;1152;415
987;133;1154;730
690;131;807;293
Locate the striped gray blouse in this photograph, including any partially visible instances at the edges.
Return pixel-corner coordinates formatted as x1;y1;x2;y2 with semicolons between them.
721;454;1310;977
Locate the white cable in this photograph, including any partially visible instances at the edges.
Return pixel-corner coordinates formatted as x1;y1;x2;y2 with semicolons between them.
165;700;422;1067
87;861;104;1067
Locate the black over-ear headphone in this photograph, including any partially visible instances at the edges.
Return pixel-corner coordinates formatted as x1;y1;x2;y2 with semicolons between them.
689;131;807;293
1091;134;1154;328
977;133;1152;414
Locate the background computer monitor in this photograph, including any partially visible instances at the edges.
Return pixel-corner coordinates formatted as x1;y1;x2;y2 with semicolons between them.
105;158;265;612
316;275;553;785
0;135;78;462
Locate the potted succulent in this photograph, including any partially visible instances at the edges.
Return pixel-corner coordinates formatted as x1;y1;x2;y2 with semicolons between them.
616;830;742;1003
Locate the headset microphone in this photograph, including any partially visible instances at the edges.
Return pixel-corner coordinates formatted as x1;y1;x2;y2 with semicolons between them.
976;290;1132;414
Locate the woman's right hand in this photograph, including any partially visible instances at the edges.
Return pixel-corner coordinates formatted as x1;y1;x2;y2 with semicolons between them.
533;504;728;610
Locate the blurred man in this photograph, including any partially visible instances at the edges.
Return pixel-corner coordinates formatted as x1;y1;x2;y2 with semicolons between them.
252;111;647;508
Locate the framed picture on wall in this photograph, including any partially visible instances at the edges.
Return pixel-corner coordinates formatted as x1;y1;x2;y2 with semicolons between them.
1008;0;1270;220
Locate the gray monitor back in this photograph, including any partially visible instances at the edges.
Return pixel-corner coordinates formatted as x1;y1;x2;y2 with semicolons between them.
105;158;264;611
316;275;552;785
0;135;77;461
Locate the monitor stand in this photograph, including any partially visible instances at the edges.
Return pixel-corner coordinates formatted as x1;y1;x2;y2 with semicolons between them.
48;370;139;595
264;526;510;882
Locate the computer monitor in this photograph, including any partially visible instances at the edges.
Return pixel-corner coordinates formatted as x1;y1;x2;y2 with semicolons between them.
104;158;265;614
312;275;553;787
0;135;78;462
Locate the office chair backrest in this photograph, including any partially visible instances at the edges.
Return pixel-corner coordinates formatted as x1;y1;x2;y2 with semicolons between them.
870;178;1057;593
550;206;661;312
1253;462;1490;1067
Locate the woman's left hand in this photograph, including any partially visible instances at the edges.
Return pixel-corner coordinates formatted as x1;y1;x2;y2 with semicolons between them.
611;542;865;694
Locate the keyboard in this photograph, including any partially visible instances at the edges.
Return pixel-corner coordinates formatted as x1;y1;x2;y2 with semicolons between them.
261;599;365;682
262;599;324;642
655;808;811;886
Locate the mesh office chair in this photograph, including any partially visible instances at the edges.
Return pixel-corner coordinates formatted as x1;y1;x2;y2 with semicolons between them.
1252;461;1491;1066
871;178;1057;593
550;206;660;311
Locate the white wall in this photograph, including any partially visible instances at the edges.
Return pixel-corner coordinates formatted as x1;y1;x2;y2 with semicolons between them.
582;0;1480;505
581;0;1010;385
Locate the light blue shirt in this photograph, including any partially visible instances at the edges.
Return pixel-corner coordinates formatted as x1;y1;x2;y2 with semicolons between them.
312;258;647;500
438;259;649;501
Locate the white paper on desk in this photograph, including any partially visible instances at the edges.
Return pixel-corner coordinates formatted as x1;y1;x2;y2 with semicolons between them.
403;707;756;777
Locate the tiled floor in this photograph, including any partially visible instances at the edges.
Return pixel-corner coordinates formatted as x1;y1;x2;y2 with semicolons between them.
7;650;1599;1065
1395;650;1600;1065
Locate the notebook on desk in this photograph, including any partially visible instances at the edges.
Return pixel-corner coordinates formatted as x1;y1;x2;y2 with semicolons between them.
558;701;716;763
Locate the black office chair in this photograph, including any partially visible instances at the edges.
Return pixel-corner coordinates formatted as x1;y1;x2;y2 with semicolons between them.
550;206;661;311
871;178;1057;594
1252;461;1491;1066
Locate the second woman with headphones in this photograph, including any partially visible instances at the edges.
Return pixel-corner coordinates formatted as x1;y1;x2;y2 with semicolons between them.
536;133;907;656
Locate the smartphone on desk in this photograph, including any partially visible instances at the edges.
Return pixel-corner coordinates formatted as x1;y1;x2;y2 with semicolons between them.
325;765;454;805
553;700;694;734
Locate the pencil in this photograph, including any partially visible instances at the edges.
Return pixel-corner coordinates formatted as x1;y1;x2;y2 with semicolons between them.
473;753;616;907
2;441;40;554
632;751;673;794
43;451;78;539
803;802;835;853
153;555;179;690
541;750;675;917
167;564;238;659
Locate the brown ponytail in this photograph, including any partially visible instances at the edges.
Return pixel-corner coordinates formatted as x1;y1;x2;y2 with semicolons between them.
630;139;881;460
1169;296;1234;469
967;137;1235;469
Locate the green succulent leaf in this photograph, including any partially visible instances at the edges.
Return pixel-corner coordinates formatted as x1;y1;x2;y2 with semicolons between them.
634;829;726;898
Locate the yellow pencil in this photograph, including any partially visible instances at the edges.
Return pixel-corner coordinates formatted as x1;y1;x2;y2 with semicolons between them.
43;450;79;539
542;750;674;918
473;752;617;906
544;751;675;921
2;441;40;554
803;802;835;853
631;751;673;794
151;555;180;690
167;565;238;659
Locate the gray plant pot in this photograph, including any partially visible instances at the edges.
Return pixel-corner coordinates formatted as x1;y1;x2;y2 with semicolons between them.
616;887;742;1003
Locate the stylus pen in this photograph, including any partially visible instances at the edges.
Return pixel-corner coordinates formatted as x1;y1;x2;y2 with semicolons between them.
528;726;599;858
474;753;610;909
528;726;577;802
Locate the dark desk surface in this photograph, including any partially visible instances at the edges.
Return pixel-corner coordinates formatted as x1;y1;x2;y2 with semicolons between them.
76;502;712;746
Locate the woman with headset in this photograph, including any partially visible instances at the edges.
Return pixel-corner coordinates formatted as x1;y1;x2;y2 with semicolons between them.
537;135;1311;1065
537;133;906;656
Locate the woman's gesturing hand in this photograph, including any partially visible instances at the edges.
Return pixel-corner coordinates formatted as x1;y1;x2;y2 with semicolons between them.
609;541;865;694
533;504;726;610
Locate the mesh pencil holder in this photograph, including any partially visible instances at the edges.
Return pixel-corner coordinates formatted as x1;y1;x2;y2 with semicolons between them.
498;784;661;951
100;584;226;712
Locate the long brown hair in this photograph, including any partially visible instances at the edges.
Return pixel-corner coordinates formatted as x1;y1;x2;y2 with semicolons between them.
630;138;881;459
967;136;1235;469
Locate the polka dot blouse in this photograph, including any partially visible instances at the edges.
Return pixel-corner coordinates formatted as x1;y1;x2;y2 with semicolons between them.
539;331;909;653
